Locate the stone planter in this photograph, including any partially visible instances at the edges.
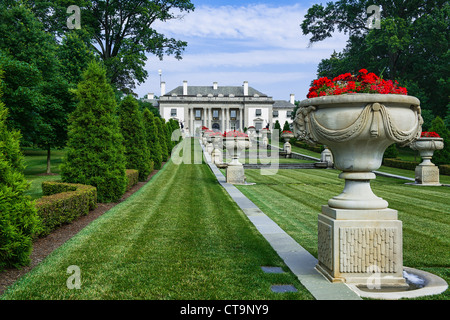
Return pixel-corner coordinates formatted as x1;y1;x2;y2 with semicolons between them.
409;137;444;185
211;135;223;164
224;136;249;184
281;131;294;156
294;93;423;287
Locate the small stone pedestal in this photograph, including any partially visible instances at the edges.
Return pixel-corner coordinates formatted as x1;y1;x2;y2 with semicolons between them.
415;164;441;185
226;165;246;184
317;206;408;288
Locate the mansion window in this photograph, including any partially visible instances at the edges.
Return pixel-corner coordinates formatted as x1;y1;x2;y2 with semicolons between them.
171;109;177;117
273;110;279;117
255;109;262;116
195;109;202;120
255;122;262;131
230;110;237;120
213;110;219;120
286;111;292;118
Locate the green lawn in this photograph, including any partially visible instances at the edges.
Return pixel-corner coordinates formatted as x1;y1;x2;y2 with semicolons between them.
22;148;65;199
1;139;314;300
236;168;450;300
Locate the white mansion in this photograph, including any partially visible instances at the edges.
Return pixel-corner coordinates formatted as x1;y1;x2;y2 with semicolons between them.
145;80;295;136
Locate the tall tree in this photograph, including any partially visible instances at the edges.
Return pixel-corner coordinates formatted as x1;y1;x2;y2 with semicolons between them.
142;108;162;170
302;0;449;120
0;3;76;173
118;95;152;181
0;69;40;270
30;0;195;94
61;61;127;203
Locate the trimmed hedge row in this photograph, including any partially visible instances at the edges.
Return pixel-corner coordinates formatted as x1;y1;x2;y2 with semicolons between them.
126;169;139;190
382;158;419;171
439;165;450;176
35;181;97;237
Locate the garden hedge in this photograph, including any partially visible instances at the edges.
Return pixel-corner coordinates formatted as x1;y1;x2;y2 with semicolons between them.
126;169;139;190
439;165;450;176
35;181;97;237
382;158;419;170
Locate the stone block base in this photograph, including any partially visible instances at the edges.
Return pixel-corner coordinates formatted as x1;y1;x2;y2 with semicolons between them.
415;165;440;185
317;206;407;288
226;165;246;184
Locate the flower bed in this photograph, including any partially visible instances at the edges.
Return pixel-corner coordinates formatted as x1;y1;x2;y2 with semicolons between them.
307;69;407;98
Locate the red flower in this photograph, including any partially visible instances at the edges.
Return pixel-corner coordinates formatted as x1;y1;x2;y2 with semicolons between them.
421;131;440;138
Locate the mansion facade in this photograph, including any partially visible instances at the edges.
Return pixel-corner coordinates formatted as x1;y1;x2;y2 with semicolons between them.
146;80;295;136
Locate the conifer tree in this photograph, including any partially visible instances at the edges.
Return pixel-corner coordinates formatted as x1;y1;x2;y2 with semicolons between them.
142;108;162;170
61;61;127;203
0;70;40;270
118;95;152;181
155;117;169;162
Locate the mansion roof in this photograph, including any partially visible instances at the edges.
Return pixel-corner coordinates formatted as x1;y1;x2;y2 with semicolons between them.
165;85;268;98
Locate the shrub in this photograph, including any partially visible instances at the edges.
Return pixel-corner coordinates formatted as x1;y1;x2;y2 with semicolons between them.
126;169;139;190
60;61;127;203
382;158;419;170
35;181;97;237
142;108;162;170
118;95;152;181
383;144;399;159
0;70;40;270
439;165;450;176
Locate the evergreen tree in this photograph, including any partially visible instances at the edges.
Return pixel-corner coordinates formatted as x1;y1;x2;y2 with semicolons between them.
142;108;162;170
118;95;152;181
282;121;291;132
61;61;127;203
0;70;40;270
155;117;169;162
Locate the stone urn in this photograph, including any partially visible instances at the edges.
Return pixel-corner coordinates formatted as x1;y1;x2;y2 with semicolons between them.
206;134;214;155
211;134;223;164
294;93;423;287
281;130;294;155
224;133;250;184
409;136;444;185
260;129;269;148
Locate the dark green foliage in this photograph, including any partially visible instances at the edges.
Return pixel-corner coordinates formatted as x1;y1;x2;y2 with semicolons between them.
36;181;97;237
439;164;450;176
383;144;399;159
429;116;450;165
0;70;40;270
126;169;139;190
303;0;449;119
282;121;291;132
382;158;419;171
118;95;152;181
61;61;127;203
155;117;169;162
142;108;162;170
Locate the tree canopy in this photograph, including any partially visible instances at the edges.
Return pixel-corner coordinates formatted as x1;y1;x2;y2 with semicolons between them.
301;0;449;121
29;0;195;94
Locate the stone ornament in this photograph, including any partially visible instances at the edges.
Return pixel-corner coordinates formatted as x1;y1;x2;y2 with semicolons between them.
409;137;444;185
294;94;423;210
294;93;423;287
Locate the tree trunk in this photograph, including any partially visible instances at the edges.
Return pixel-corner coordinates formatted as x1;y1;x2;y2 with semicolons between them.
46;146;51;174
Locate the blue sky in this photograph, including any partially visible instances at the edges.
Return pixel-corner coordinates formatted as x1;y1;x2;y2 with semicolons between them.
137;0;348;102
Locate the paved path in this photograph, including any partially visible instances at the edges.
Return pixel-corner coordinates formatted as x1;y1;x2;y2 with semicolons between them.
201;142;362;300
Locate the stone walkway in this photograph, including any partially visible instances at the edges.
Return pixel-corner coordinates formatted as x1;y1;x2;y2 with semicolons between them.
201;142;362;300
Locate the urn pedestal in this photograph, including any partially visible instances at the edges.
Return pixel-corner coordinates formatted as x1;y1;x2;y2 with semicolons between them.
224;137;249;184
409;137;444;185
294;94;423;287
